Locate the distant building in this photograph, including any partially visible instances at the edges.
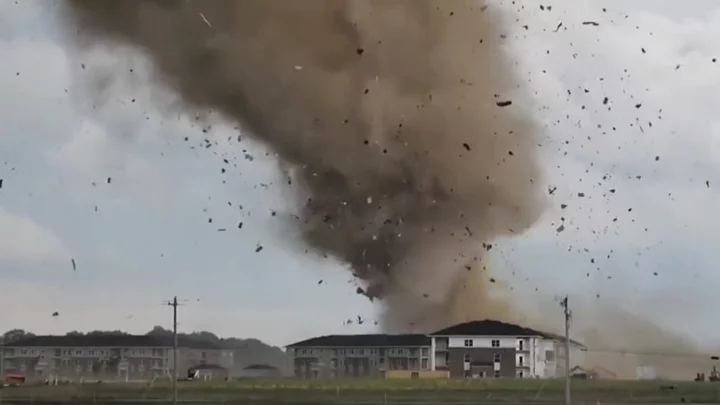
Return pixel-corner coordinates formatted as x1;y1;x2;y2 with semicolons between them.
0;334;233;382
287;320;585;379
188;364;229;381
239;364;282;378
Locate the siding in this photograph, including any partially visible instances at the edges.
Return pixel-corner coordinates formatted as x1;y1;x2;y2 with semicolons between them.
447;348;516;378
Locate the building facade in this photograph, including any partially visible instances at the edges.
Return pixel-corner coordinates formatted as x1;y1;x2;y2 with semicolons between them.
287;320;585;379
0;335;233;382
288;334;431;378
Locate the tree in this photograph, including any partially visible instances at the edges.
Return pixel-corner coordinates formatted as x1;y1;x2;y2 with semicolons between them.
3;329;35;343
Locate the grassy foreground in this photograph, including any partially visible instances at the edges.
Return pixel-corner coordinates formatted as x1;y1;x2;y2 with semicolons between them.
2;378;720;403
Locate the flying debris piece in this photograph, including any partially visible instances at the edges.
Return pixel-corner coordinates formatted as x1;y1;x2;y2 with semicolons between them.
255;245;264;253
198;13;212;27
553;21;563;32
556;224;565;233
52;312;59;317
71;258;76;271
0;178;3;189
107;177;112;184
582;21;600;26
495;100;512;107
317;280;323;285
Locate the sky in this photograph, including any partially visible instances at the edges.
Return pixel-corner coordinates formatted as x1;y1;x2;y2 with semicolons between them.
0;0;718;349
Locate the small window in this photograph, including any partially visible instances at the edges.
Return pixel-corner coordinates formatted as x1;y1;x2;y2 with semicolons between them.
491;339;500;348
463;354;471;362
493;353;501;362
464;339;473;347
545;350;555;361
518;340;524;350
518;370;524;378
494;370;501;378
518;355;524;366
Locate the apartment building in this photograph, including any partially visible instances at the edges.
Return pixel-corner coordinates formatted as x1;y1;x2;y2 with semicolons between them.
287;334;431;378
287;320;585;379
0;334;233;381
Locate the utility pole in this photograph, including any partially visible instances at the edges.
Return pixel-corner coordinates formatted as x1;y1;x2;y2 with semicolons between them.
167;296;179;405
560;296;572;405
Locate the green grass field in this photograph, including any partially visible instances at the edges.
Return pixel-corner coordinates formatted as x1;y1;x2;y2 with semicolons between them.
2;378;720;403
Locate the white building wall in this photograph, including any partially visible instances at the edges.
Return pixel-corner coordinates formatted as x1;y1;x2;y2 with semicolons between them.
447;337;516;348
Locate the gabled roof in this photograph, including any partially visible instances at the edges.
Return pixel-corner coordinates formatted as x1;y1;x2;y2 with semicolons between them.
287;334;430;348
243;364;278;370
430;320;548;337
430;319;585;347
3;335;224;350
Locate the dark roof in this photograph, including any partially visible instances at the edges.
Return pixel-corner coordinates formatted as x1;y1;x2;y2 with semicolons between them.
287;334;430;348
243;364;278;370
3;335;224;350
430;320;585;347
189;364;226;371
430;320;548;337
158;336;223;350
3;335;166;348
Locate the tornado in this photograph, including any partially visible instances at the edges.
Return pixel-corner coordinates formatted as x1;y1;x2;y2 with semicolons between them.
60;0;546;332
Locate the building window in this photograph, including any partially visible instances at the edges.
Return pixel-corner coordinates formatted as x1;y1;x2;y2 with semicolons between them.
421;348;429;356
397;349;405;355
463;339;473;347
75;349;82;356
518;340;524;350
491;339;500;348
493;353;501;362
421;359;428;369
518;356;524;366
545;350;555;361
463;354;471;362
494;370;501;378
518;370;524;378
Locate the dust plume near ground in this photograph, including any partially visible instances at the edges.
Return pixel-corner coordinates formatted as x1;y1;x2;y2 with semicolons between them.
60;0;545;332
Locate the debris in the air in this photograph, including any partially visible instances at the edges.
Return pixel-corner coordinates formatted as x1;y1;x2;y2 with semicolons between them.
706;181;711;188
560;204;568;209
71;258;76;271
52;312;59;317
318;280;323;284
238;222;243;229
462;143;471;151
0;178;3;189
217;228;226;232
548;186;557;195
199;13;212;27
635;103;643;109
553;22;563;32
577;192;585;197
107;177;112;184
255;245;264;253
556;224;565;233
655;156;659;161
489;278;496;283
495;100;512;107
582;21;600;26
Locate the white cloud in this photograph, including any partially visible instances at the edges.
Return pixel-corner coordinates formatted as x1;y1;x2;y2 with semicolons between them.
0;206;69;265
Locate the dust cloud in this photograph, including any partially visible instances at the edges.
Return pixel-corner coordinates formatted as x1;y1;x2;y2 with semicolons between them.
60;0;545;332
